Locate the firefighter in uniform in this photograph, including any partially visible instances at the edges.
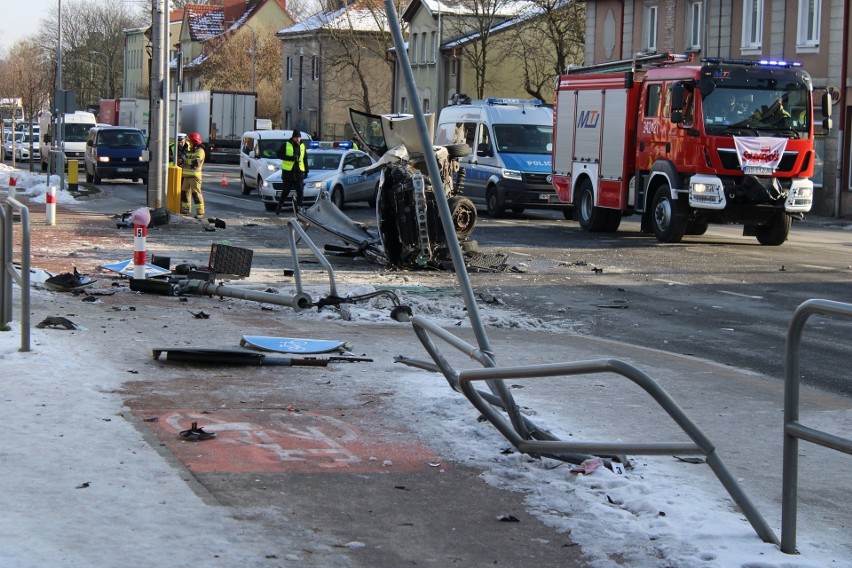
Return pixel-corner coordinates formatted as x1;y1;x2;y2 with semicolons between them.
275;130;308;215
179;132;205;218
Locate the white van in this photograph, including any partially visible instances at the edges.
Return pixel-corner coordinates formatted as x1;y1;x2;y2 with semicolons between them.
39;110;98;171
434;97;567;217
238;129;312;195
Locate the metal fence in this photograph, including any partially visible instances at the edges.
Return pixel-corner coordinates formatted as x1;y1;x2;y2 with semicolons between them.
0;195;31;351
782;299;852;553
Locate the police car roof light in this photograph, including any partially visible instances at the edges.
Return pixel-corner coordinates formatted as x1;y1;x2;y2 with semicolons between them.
702;57;802;68
333;141;353;149
485;98;542;106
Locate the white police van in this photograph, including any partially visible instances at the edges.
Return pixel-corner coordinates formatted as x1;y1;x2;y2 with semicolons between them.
238;129;312;195
434;97;568;218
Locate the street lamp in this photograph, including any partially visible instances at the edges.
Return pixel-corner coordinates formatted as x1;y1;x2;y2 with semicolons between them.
89;50;112;98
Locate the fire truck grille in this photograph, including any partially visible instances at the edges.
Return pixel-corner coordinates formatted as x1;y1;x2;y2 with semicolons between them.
718;150;798;173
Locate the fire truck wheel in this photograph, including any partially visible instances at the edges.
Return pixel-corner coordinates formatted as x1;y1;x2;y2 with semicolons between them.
576;178;609;232
755;211;791;246
651;185;687;243
486;187;505;217
449;196;477;240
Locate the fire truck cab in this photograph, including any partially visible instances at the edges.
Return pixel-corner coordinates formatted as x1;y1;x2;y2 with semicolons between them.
552;55;830;245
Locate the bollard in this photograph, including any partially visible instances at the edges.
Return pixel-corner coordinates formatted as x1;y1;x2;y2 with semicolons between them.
8;176;16;199
67;160;78;192
167;166;182;213
133;224;147;279
46;186;57;226
130;208;151;280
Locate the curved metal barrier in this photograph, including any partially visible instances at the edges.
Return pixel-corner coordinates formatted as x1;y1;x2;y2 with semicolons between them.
406;315;780;546
782;299;852;553
0;195;31;351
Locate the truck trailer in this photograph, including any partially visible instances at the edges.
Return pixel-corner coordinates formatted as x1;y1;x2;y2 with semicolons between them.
552;54;830;245
179;90;257;163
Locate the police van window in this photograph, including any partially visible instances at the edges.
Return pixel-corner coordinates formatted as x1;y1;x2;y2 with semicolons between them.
476;124;492;155
645;84;662;117
454;122;476;147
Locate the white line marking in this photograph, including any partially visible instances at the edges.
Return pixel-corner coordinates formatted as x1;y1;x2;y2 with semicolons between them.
719;290;764;300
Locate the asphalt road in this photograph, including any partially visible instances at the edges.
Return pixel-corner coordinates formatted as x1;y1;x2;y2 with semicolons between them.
90;160;852;398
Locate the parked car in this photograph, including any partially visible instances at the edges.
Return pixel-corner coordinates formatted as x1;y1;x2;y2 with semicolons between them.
259;143;380;212
2;131;23;161
84;126;149;184
15;131;41;163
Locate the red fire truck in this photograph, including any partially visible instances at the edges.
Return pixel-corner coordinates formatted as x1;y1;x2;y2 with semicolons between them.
551;54;831;245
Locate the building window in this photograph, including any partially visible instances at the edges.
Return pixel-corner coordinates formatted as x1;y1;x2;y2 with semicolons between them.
423;98;430;113
312;56;319;80
410;34;418;65
451;58;457;77
420;33;427;64
687;1;702;50
430;31;437;63
644;4;658;52
286;56;293;81
796;0;820;49
401;97;409;113
742;0;763;51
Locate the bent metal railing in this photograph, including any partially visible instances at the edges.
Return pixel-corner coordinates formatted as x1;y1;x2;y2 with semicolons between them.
0;195;31;351
782;299;852;553
403;315;780;546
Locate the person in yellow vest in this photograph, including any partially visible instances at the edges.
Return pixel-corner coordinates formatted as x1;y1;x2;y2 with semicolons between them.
275;130;309;215
178;132;205;218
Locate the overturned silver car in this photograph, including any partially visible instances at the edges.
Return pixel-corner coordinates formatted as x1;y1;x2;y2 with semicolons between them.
295;110;481;270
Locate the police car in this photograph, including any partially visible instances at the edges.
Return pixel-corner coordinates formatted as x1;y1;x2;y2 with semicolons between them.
259;141;380;212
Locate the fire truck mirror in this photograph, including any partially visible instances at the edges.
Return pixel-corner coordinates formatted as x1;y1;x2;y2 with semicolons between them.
671;84;685;112
821;91;833;118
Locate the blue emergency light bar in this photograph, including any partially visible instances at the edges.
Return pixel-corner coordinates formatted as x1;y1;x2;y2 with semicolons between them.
703;57;802;69
485;98;543;106
308;141;353;149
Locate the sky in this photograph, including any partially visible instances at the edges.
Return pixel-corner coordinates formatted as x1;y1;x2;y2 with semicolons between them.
1;162;851;566
0;0;54;53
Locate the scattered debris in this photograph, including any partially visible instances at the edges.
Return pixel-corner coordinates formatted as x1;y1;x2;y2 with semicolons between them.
179;422;216;441
35;316;77;330
76;482;91;489
241;335;348;354
570;457;604;475
673;455;705;464
152;347;372;366
779;265;786;271
44;268;95;292
497;515;520;523
189;311;210;319
207;218;227;229
592;267;604;274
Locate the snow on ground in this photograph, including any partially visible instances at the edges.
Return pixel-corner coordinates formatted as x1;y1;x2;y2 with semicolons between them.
1;163;849;566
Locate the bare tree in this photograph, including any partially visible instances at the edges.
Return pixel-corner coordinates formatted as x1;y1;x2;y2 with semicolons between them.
502;0;585;102
1;40;52;170
199;30;283;125
319;0;401;114
442;0;516;99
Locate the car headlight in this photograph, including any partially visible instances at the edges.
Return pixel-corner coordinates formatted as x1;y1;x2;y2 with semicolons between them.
264;163;277;172
503;169;523;181
306;180;323;190
98;157;110;163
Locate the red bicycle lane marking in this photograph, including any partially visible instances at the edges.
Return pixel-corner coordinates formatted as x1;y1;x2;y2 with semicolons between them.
137;409;446;474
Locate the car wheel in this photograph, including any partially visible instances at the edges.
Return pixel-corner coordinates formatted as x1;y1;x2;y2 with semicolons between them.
444;143;471;159
650;184;688;243
486;186;504;217
93;171;102;184
256;176;264;195
449;196;477;240
755;211;791;246
86;169;93;183
331;186;345;209
240;173;251;195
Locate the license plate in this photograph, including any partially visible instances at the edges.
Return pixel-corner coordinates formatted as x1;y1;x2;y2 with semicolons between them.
743;166;773;175
117;168;132;173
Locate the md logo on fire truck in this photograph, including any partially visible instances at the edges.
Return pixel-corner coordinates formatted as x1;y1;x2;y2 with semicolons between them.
577;110;600;128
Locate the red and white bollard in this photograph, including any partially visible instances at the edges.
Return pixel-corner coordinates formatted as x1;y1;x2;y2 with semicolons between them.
8;176;16;199
130;208;151;280
46;186;57;226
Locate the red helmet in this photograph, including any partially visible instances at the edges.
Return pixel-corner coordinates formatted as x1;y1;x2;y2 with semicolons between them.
187;132;203;146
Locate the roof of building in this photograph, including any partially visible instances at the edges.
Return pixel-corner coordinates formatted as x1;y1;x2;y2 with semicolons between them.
277;3;388;36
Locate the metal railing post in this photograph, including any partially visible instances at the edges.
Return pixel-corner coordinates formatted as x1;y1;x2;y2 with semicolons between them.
0;196;31;351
